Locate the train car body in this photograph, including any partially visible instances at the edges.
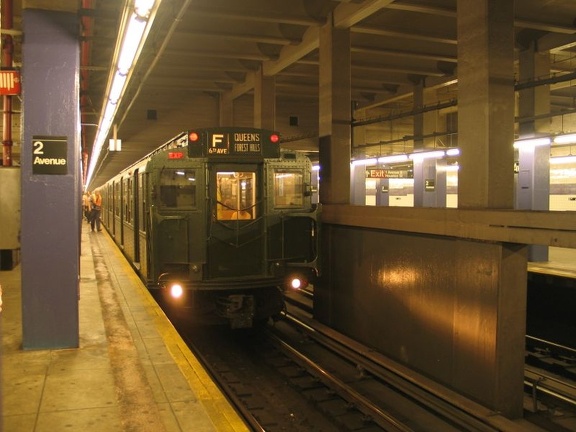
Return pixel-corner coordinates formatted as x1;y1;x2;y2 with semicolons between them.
99;127;319;328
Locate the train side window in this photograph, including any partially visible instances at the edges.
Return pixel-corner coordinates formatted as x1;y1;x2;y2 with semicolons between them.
216;171;256;220
124;177;132;222
273;169;304;208
139;172;146;231
159;169;196;208
114;182;120;216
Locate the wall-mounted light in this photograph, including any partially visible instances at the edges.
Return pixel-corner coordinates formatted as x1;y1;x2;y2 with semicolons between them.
553;133;576;145
438;163;459;172
408;150;446;161
550;155;576;164
446;148;460;157
351;158;377;166
513;137;551;149
85;0;161;189
378;154;409;164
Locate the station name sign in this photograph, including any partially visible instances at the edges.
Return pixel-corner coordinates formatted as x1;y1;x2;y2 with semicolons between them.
32;136;68;175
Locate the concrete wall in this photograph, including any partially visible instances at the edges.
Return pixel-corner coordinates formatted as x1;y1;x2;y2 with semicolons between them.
315;224;527;417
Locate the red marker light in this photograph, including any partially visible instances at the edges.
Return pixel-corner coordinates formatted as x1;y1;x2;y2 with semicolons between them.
270;133;280;143
189;132;199;142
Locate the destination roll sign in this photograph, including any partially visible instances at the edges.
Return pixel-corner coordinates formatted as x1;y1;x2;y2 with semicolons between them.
187;128;281;159
208;132;262;155
32;136;68;175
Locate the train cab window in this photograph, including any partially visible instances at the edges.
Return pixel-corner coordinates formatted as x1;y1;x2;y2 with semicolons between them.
159;169;196;208
273;169;304;208
216;171;256;220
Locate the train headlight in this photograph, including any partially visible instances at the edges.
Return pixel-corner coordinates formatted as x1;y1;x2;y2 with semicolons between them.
291;278;302;289
288;275;308;291
170;283;184;299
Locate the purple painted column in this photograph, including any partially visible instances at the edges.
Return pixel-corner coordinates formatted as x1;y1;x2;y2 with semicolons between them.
21;9;80;349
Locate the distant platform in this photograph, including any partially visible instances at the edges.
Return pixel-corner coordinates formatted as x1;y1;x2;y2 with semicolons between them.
528;246;576;279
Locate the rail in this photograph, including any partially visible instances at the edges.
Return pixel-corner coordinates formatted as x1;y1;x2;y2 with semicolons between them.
278;311;531;431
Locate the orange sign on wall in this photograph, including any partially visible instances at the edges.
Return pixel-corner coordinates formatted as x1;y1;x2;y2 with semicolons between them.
0;70;21;95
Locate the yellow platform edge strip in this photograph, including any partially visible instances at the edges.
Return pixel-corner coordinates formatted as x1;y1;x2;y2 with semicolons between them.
100;232;250;432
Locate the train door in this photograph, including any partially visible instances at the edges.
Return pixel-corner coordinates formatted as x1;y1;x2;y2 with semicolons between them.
133;169;140;263
120;176;127;247
113;180;120;237
208;164;264;279
152;166;203;282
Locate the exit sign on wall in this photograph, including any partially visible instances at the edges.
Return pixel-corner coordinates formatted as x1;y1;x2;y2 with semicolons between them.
0;70;21;95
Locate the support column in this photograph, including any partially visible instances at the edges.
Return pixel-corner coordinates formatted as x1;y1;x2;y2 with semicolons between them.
375;178;390;206
21;8;80;349
351;111;367;205
254;68;275;130
453;240;527;418
318;16;351;205
413;158;447;207
413;79;446;207
350;163;366;205
457;0;524;418
517;42;551;261
219;93;233;126
457;0;515;209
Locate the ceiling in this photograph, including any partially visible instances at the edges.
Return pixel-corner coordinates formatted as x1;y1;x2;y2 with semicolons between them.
3;0;576;188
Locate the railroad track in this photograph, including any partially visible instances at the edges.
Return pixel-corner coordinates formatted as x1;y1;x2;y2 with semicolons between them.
284;289;576;431
272;310;534;432
176;321;347;431
525;335;576;415
165;290;576;431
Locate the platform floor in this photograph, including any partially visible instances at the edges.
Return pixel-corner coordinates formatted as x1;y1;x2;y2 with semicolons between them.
1;224;249;432
528;246;576;278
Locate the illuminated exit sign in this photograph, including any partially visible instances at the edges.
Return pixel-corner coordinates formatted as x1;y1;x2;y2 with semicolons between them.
0;70;21;95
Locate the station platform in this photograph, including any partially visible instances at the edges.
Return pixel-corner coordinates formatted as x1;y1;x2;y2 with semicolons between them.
528;246;576;278
1;223;249;432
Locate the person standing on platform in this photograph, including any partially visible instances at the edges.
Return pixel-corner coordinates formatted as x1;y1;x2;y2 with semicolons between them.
90;191;103;232
82;191;91;222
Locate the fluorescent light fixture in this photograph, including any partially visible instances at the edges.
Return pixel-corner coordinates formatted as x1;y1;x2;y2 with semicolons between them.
135;0;156;17
513;137;551;149
117;15;147;74
550;156;576;164
553;133;576;145
408;150;445;161
85;0;161;188
446;148;460;156
108;72;128;104
378;154;409;164
351;158;377;166
312;165;320;171
439;164;459;172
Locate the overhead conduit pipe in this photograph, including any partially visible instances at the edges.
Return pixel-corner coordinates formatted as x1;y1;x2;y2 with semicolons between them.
1;0;14;167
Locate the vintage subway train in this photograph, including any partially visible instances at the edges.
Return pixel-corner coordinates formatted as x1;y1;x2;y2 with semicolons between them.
98;127;320;328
